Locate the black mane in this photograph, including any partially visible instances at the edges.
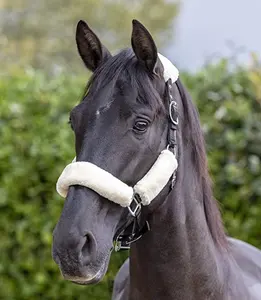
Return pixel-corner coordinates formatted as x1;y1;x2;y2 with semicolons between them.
177;80;228;248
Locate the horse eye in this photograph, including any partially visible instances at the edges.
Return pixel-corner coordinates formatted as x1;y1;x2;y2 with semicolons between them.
133;120;149;133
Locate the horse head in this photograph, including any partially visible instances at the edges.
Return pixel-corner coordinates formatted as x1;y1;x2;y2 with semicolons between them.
52;19;180;284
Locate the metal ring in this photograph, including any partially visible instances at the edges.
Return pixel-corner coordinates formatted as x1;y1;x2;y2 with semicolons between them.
128;195;141;217
169;101;179;125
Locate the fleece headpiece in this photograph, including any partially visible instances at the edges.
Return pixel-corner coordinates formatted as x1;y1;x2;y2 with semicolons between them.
56;53;179;207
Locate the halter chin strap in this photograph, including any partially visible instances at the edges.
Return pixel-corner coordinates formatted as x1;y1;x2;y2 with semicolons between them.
56;53;179;250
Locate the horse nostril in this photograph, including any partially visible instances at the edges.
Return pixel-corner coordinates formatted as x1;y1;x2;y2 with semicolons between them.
80;232;97;266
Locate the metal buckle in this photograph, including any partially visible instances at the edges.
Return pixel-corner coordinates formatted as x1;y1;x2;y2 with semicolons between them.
114;240;130;252
114;235;143;252
169;101;179;125
114;221;150;252
128;195;141;217
114;226;130;251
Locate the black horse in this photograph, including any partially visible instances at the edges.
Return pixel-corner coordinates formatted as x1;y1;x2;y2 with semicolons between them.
52;19;261;299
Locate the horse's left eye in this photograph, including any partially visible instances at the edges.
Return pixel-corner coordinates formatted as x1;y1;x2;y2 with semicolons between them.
133;120;149;133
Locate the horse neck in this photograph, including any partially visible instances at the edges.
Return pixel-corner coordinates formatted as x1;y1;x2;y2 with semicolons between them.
129;130;229;300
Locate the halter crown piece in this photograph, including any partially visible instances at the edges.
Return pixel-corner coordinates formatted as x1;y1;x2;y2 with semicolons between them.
56;53;179;249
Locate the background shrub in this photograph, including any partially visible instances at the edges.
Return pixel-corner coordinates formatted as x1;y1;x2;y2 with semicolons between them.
0;62;260;299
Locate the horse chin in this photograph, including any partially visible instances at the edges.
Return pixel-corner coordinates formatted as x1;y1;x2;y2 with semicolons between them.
62;256;110;285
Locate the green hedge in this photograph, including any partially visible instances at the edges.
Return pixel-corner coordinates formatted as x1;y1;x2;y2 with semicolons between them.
0;62;260;299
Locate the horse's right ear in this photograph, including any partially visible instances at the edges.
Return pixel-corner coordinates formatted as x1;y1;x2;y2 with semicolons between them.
76;20;112;72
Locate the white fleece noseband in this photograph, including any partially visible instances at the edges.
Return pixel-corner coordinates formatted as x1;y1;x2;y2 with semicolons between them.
57;150;177;207
56;54;179;207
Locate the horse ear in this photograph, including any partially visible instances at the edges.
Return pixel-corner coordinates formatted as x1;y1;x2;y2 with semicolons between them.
76;20;112;72
131;20;158;73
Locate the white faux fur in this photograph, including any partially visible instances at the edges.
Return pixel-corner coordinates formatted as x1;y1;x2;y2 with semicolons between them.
134;150;178;205
56;162;133;207
158;53;179;83
56;150;178;207
56;53;179;207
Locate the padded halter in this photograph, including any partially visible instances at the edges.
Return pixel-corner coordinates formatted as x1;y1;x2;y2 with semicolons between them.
57;149;177;207
56;53;179;250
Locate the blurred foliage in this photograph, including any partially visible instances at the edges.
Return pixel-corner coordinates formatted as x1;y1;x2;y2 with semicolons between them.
248;53;261;105
0;60;261;299
0;0;179;74
0;69;128;299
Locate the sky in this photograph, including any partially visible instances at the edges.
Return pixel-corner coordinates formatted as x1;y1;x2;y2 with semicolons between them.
166;0;261;71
